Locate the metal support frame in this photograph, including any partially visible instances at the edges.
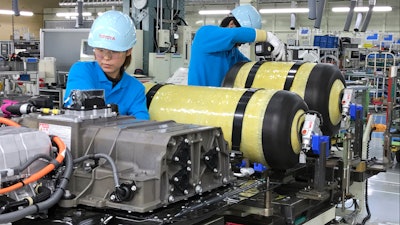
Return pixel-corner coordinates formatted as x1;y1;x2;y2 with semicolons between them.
124;0;185;75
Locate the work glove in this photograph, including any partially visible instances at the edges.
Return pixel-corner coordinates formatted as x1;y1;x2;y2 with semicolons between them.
266;32;285;61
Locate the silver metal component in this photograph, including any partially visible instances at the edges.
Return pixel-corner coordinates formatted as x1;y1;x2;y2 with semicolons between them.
35;113;234;213
195;185;203;194
301;113;322;151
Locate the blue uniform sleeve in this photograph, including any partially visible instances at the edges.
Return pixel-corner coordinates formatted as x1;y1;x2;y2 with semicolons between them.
126;82;150;120
193;26;256;54
64;62;98;105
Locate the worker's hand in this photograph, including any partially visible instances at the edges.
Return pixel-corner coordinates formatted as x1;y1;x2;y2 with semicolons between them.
266;32;285;61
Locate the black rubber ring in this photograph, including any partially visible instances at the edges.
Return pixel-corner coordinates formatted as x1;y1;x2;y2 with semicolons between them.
283;61;304;91
231;89;260;151
245;61;264;88
222;61;248;87
146;83;165;108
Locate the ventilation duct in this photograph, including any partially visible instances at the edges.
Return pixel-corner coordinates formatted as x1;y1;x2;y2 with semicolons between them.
354;12;363;31
76;0;83;27
290;13;296;30
290;1;297;30
360;0;375;32
12;0;20;16
308;0;316;20
343;0;357;31
314;0;326;29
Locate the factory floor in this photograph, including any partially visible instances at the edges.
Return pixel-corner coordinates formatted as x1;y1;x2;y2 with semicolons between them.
361;114;400;225
365;160;400;225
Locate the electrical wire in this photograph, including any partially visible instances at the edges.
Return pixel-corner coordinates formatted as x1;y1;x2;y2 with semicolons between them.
0;117;21;127
73;153;121;188
356;127;374;225
0;146;73;223
0;135;66;194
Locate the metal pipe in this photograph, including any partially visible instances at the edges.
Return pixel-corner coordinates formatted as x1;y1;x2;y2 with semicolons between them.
264;177;273;216
344;0;357;31
360;0;376;32
354;13;363;31
290;1;296;30
314;0;326;29
290;13;296;30
77;0;83;27
12;0;20;16
308;0;316;20
342;131;353;212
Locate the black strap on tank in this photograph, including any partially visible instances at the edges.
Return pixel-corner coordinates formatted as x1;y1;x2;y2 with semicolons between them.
283;61;304;91
145;83;164;108
244;61;264;88
231;88;260;151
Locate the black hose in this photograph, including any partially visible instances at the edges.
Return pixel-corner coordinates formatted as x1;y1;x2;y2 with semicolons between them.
0;186;52;214
357;127;374;225
73;153;120;188
12;154;53;174
0;148;73;223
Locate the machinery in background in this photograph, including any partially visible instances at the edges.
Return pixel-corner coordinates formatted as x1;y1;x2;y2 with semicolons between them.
0;81;392;225
148;26;192;83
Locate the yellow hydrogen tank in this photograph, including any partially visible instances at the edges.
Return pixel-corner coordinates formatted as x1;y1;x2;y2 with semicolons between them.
145;83;308;170
223;61;346;136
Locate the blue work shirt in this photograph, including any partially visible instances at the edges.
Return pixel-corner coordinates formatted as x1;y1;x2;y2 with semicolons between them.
64;61;150;120
188;25;257;87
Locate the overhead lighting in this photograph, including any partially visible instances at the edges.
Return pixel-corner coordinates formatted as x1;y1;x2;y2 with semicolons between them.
0;9;34;16
332;6;392;12
259;8;309;14
198;10;230;15
56;12;92;17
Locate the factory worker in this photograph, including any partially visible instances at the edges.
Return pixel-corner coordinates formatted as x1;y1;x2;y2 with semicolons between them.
188;4;285;87
64;10;149;120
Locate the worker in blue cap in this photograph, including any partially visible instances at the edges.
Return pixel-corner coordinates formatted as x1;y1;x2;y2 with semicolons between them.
64;10;149;120
188;5;285;87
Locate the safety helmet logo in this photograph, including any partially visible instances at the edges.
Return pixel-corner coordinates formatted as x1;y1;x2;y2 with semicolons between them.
99;34;116;41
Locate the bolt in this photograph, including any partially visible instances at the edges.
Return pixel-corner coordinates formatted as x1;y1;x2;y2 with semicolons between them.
195;185;203;194
110;195;116;201
187;160;192;165
205;156;210;161
216;147;220;152
174;177;179;182
131;185;137;191
183;190;189;195
168;195;175;202
174;156;179;162
213;168;218;173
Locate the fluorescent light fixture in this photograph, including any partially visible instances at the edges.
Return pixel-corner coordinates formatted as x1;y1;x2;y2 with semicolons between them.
259;8;309;14
56;12;92;17
198;10;230;15
332;6;392;12
0;9;34;16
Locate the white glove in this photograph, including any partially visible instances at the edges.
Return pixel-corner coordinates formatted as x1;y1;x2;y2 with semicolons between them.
267;32;285;61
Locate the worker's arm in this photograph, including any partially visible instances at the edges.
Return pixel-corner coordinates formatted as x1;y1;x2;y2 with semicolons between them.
193;26;258;53
63;62;98;105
